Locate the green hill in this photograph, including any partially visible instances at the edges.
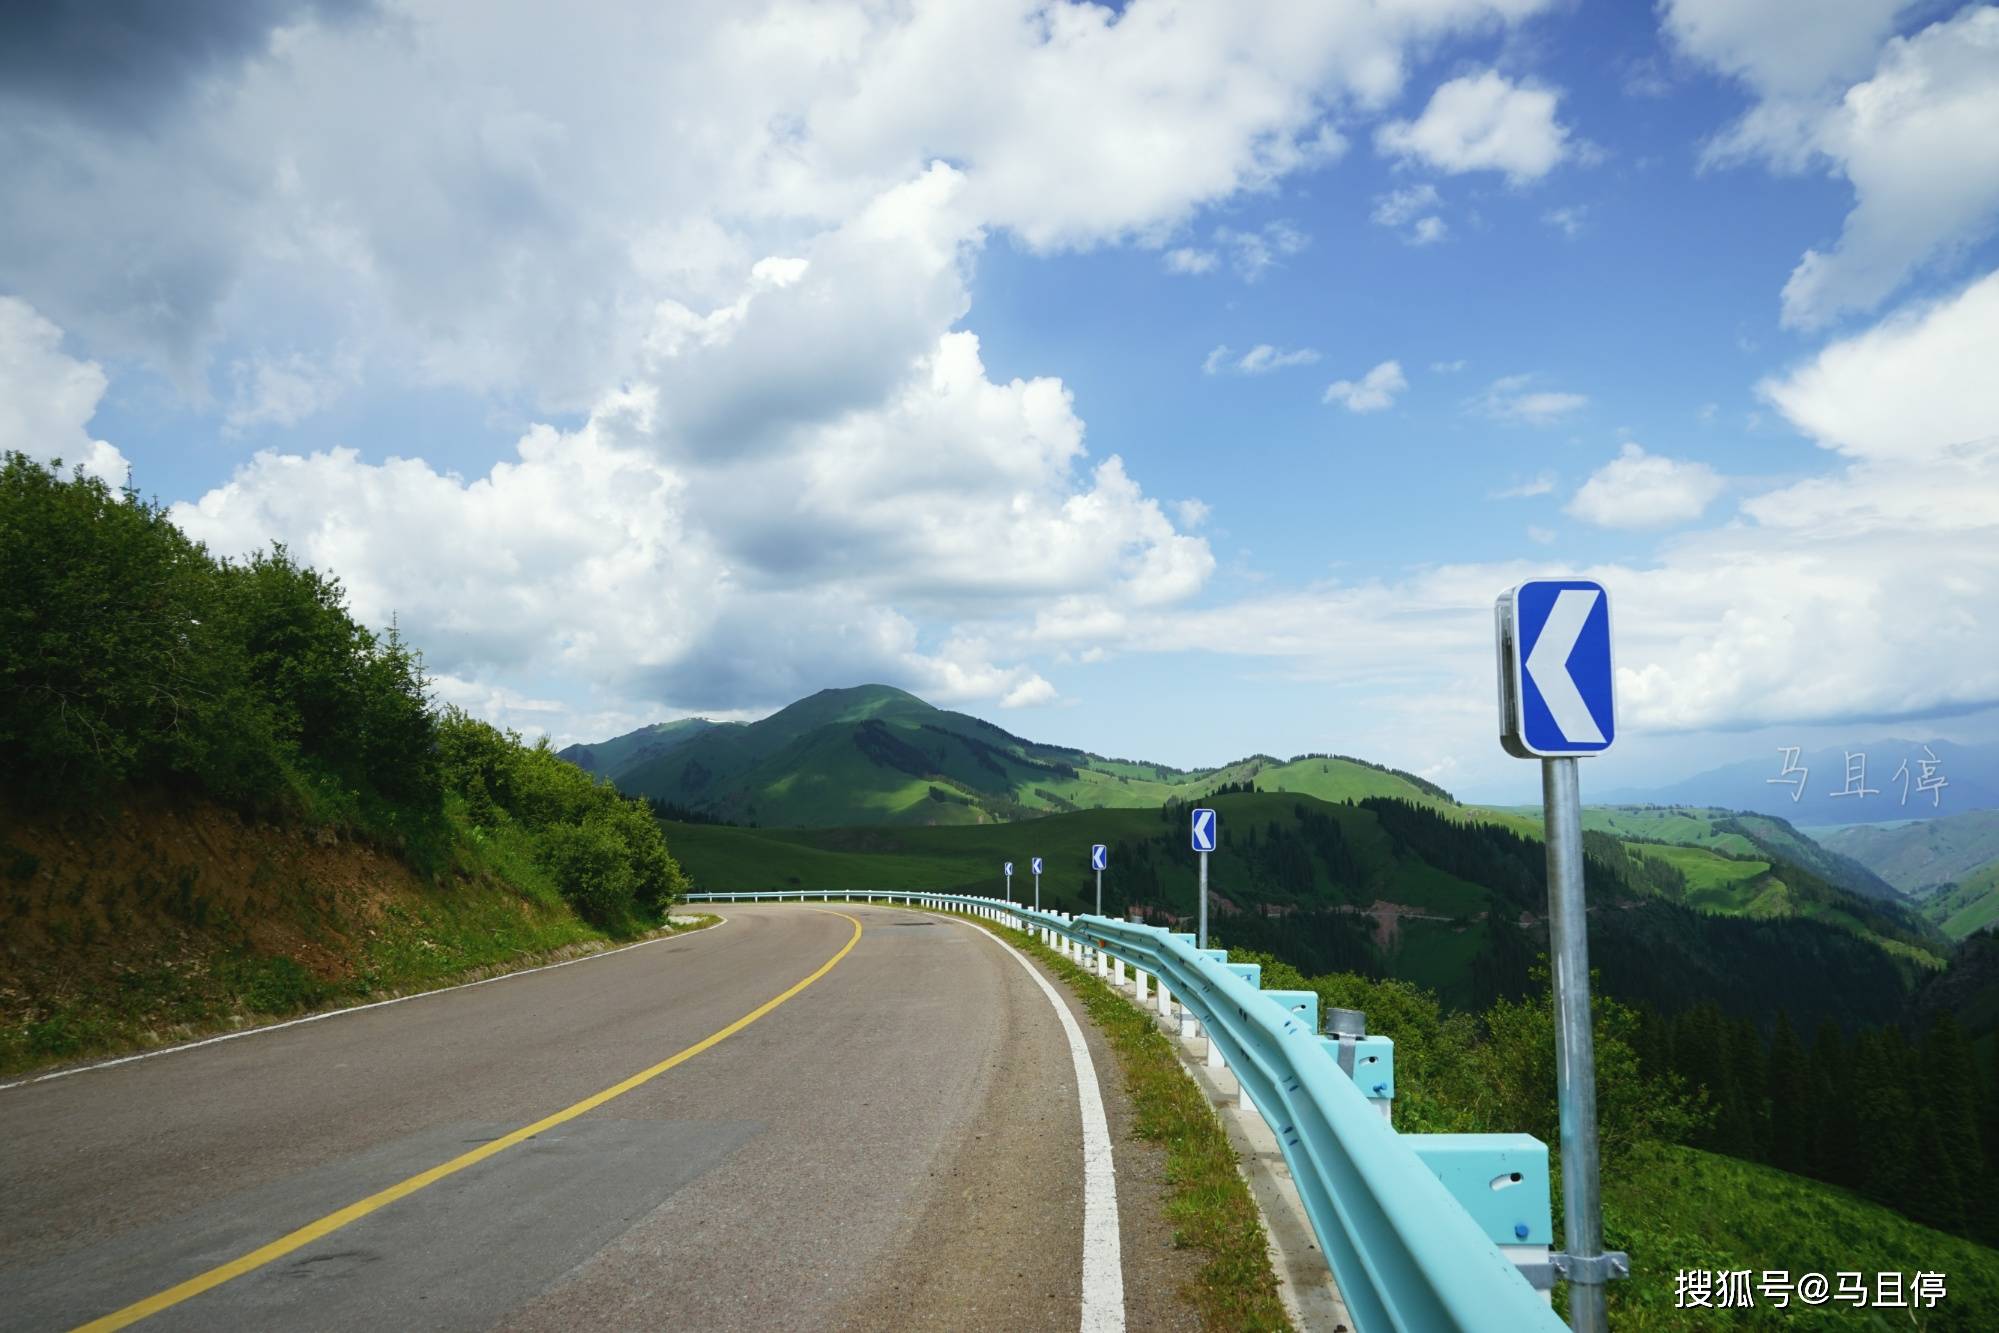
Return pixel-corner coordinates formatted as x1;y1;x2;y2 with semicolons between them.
665;790;1928;1032
557;717;719;782
575;684;1444;827
1472;804;1943;970
1821;809;1999;894
1484;804;1900;900
1925;860;1999;941
1817;810;1999;942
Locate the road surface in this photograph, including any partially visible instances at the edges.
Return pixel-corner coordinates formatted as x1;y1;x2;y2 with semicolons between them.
0;904;1203;1332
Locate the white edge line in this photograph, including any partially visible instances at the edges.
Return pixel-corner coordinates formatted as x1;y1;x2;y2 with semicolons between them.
0;914;733;1094
936;909;1126;1333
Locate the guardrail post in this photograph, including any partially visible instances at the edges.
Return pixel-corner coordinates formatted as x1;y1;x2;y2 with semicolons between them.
1156;977;1173;1018
1134;968;1149;1004
1113;957;1125;985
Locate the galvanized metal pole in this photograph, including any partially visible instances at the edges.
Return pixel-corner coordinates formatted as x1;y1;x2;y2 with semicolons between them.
1034;872;1040;912
1095;866;1102;917
1543;756;1607;1333
1005;872;1011;905
1197;850;1209;949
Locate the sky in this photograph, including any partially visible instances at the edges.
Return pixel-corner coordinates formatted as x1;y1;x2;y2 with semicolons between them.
3;0;1997;805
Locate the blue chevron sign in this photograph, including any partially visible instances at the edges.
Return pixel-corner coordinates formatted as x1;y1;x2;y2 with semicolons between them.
1191;807;1217;852
1497;578;1616;758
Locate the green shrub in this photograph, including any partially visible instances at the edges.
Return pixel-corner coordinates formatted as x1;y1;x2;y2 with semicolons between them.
1;452;685;933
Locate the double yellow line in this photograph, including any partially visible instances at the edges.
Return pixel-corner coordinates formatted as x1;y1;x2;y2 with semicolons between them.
75;911;864;1331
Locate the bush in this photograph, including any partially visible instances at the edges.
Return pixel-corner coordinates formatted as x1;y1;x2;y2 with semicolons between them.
1;453;686;932
535;820;640;925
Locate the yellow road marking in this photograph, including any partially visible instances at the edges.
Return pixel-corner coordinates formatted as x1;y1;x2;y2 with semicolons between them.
73;910;864;1332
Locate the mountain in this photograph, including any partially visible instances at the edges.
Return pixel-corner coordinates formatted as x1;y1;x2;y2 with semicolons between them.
570;683;1447;828
558;717;719;783
1530;805;1901;901
1821;807;1999;893
1602;739;1999;828
1820;809;1999;940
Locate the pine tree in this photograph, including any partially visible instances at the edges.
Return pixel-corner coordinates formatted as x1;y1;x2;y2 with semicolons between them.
1726;1016;1770;1161
1856;1028;1921;1209
1673;1003;1737;1154
1808;1020;1865;1189
1767;1012;1810;1174
1972;1050;1999;1244
1918;1013;1980;1234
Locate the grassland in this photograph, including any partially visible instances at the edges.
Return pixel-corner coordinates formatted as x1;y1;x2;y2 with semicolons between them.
1604;1144;1999;1329
1926;860;1999;940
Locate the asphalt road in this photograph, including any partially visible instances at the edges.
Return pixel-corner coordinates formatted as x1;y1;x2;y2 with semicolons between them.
0;904;1201;1332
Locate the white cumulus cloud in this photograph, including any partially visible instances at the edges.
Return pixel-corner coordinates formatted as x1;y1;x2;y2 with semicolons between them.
1375;70;1572;184
1672;3;1999;329
0;297;130;487
1323;360;1408;412
1566;443;1726;528
1758;265;1999;462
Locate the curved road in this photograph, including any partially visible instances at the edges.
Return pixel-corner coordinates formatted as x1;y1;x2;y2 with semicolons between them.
0;904;1201;1331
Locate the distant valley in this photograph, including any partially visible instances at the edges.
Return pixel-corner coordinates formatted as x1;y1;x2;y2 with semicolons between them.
561;687;1975;1033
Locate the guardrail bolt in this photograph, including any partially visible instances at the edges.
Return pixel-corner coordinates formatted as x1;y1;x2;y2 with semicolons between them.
1325;1007;1365;1078
1323;1007;1366;1038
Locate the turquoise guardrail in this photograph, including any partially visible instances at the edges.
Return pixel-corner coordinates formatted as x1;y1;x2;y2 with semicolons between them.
685;889;1566;1332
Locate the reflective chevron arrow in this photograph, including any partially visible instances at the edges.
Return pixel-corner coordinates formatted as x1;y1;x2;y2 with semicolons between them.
1191;807;1216;852
1497;578;1616;758
1526;589;1606;745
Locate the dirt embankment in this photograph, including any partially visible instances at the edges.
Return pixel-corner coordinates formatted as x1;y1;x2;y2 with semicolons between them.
0;793;602;1076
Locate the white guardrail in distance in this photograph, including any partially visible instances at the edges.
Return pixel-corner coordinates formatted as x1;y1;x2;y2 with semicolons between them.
684;890;1567;1333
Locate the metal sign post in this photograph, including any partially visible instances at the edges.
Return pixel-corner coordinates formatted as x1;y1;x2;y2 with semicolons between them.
1497;579;1624;1333
1091;844;1107;916
1004;861;1013;905
1191;808;1216;948
1031;856;1043;911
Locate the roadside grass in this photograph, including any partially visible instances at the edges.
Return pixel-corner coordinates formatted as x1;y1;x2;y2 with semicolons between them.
945;908;1294;1332
1603;1143;1999;1330
0;900;719;1080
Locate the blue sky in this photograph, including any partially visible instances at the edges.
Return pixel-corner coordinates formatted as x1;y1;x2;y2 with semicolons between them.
4;0;1997;806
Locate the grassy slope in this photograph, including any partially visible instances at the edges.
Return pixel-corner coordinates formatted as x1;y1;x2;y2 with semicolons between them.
601;685;1444;828
1490;804;1898;899
1606;1144;1999;1330
1823;809;1999;893
1479;805;1943;967
664;791;1493;914
1928;860;1999;940
0;794;682;1076
557;717;718;783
